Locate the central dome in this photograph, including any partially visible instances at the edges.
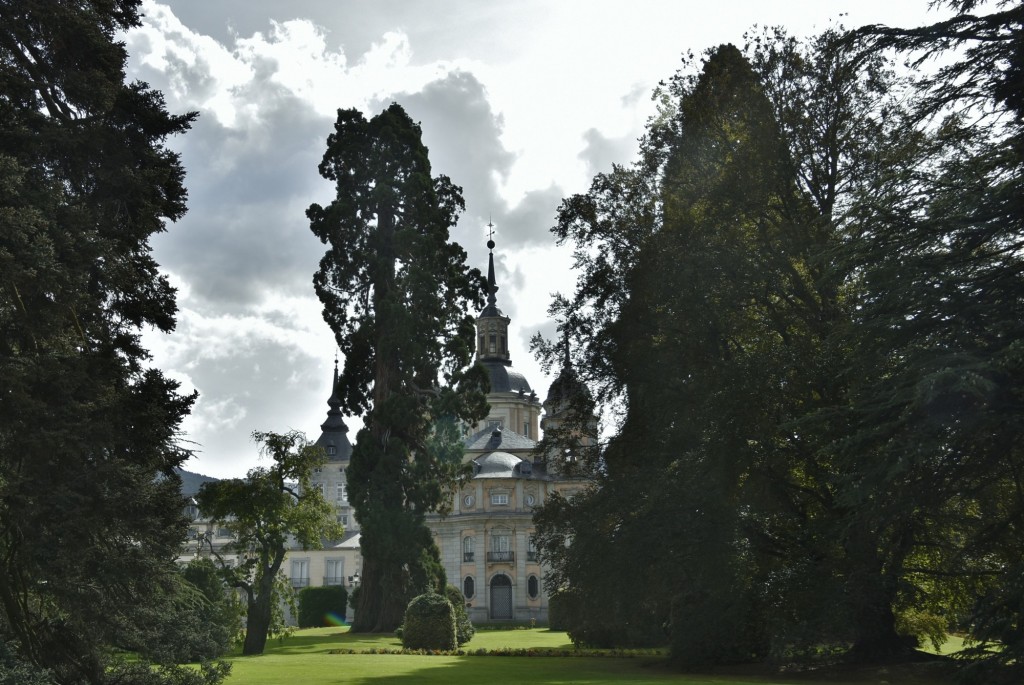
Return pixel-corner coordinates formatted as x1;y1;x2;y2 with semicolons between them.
475;451;526;477
482;360;532;394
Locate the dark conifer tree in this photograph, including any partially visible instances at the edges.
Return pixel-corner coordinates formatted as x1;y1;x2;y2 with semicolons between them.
0;1;206;682
308;103;488;632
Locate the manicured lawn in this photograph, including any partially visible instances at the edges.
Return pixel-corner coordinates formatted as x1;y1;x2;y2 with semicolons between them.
222;627;955;685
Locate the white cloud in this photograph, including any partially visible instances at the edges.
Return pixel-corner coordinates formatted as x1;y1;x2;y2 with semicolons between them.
127;0;940;478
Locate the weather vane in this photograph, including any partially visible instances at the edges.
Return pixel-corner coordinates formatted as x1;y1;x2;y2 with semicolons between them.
487;217;495;242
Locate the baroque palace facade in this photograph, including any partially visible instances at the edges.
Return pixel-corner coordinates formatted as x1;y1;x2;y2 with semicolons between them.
424;238;591;623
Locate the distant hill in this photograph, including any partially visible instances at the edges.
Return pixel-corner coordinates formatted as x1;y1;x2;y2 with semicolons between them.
176;467;220;497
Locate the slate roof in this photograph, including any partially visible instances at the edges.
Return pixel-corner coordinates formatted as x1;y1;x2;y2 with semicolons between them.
315;361;353;462
464;426;537;453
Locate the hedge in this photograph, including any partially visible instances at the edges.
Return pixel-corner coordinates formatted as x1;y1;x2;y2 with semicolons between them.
297;586;348;628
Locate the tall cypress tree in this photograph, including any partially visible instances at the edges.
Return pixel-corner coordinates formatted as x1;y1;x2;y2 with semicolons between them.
0;1;200;681
308;103;488;632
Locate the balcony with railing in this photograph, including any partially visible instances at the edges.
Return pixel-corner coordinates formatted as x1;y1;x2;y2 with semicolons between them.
527;551;539;562
463;552;474;562
486;550;514;563
291;577;310;589
323;575;345;586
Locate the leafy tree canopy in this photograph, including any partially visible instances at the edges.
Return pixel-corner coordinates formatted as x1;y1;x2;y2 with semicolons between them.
197;430;343;655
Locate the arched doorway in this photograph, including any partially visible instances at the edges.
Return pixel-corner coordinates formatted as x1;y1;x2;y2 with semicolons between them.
489;574;513;620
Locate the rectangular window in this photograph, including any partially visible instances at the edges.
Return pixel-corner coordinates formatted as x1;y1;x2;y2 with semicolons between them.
325;558;344;586
337;482;347;502
491;493;509;506
524;421;530;438
488;533;514;562
492;534;510;553
291;559;310;588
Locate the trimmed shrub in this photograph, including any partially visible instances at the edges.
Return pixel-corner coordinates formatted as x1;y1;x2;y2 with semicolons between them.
401;593;456;650
297;586;348;628
443;584;475;646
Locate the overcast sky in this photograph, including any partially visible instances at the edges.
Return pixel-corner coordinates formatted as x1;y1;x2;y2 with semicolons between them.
126;0;939;479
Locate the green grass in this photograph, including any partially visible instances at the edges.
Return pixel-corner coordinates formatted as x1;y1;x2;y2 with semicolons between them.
221;627;955;685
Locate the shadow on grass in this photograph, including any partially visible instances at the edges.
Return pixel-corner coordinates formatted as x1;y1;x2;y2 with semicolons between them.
314;654;691;685
263;628;403;655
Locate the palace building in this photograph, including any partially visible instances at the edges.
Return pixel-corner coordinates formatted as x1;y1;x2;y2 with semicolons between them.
301;235;593;622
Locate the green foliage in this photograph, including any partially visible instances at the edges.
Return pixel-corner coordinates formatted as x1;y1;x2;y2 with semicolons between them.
546;592;575;633
196;430;342;655
0;641;54;685
539;4;1024;679
444;584;475;646
103;660;230;685
298;586;349;628
895;609;948;653
401;593;457;651
0;0;202;681
309;103;488;632
129;559;242;664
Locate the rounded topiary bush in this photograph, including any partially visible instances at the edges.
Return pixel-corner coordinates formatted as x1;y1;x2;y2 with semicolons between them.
401;592;456;650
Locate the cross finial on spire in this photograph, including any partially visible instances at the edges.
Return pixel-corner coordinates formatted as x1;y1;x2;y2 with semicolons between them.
486;217;495;250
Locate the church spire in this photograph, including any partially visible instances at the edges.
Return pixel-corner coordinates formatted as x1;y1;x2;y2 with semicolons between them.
320;355;347;433
482;219;501;317
477;221;512;363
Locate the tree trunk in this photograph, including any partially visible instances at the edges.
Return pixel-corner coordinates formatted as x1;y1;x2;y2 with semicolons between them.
351;556;407;632
349;206;409;634
242;574;276;655
844;530;909;662
848;593;906;662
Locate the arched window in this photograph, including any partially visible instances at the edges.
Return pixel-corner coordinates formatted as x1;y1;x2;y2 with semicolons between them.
463;576;475;600
463;536;475;562
527;574;540;600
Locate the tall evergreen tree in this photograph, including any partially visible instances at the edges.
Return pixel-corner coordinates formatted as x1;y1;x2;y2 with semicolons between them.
0;1;204;682
308;103;488;632
538;43;826;664
538;32;919;665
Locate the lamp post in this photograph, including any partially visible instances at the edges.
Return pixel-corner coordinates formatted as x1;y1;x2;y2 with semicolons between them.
346;573;360;625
